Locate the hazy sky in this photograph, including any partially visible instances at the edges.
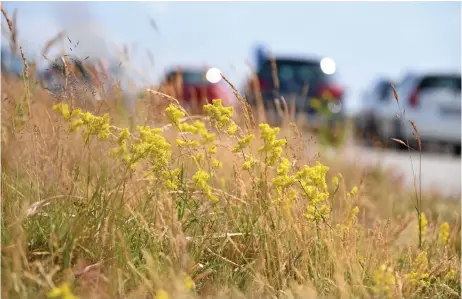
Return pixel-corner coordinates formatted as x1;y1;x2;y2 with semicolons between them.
2;1;460;114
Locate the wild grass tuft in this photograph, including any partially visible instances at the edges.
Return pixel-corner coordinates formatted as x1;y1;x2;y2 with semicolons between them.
1;7;460;299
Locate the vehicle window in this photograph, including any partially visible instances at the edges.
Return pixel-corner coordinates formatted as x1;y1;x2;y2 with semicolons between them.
258;59;325;84
420;75;461;92
183;72;206;85
374;81;392;101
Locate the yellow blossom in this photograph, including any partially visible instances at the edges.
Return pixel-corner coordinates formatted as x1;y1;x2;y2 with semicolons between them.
347;186;358;197
211;158;223;169
192;169;217;202
242;156;255;170
203;99;236;134
184;275;195;290
439;222;450;246
406;251;431;289
165;104;185;127
233;134;254;153
372;264;396;298
416;212;428;242
155;289;169;299
47;282;79;299
295;161;330;221
258;123;287;166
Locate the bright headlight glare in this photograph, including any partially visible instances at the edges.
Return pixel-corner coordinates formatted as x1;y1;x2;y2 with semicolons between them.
206;67;222;83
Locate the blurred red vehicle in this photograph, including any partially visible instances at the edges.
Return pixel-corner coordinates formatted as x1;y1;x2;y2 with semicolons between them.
159;67;235;112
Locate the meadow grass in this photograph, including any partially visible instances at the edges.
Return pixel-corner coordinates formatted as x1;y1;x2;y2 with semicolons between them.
2;70;461;299
1;9;461;299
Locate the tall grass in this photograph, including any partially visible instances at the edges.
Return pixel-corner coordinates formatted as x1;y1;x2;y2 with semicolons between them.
1;7;461;299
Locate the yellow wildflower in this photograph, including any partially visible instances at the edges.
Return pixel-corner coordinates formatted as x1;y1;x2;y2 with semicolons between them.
184;275;195;290
347;185;358;197
203;99;238;134
242;156;255;170
192;169;217;202
406;251;431;288
155;289;169;299
372;264;396;298
233;134;254;153
176;139;200;147
295;161;330;221
439;222;450;246
416;212;428;242
258;123;287;166
47;282;79;299
163;168;181;191
207;143;217;154
272;158;295;193
165;104;185;127
211;158;223;169
226;121;238;135
332;175;339;187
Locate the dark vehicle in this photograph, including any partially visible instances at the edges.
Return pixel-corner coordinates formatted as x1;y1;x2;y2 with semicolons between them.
39;55;113;101
243;55;344;127
159;67;234;112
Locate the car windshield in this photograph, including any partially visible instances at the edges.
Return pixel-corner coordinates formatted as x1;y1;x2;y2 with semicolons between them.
258;59;327;92
183;71;206;85
260;60;323;81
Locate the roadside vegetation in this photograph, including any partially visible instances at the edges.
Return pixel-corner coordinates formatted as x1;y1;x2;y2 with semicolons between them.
1;7;460;299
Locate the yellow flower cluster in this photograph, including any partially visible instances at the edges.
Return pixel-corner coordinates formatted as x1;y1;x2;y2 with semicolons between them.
406;251;431;289
184;275;195;290
438;221;450;246
242;156;255;170
295;162;330;221
416;212;428;242
271;158;297;215
53;98;337;219
155;289;169;299
232;134;254;153
166;104;217;152
111;128;131;163
165;103;185;127
372;264;396;298
192;169;217;202
347;185;358;198
47;282;79;299
131;126;172;175
163;168;182;191
203;99;237;135
53;104;110;142
337;205;359;235
258;123;287;166
272;158;295;193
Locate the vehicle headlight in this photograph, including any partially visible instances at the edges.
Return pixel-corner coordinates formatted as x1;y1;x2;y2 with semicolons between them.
206;67;222;84
320;57;336;75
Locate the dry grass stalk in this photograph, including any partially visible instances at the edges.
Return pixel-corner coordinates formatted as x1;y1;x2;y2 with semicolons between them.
1;6;17;54
408;120;422;152
40;30;66;59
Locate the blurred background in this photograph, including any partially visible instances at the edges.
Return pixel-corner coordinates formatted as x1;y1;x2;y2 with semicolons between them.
1;1;461;196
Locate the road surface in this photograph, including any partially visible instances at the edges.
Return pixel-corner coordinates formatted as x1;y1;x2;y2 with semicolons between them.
329;143;461;199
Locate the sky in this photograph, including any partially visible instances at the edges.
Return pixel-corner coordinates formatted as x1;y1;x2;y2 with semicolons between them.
1;1;461;114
